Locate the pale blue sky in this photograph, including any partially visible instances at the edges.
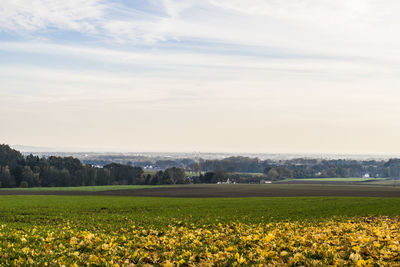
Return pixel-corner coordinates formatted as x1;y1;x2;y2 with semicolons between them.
1;0;400;153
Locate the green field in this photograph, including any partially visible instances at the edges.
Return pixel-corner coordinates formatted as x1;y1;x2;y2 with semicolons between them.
283;177;389;182
0;185;168;192
1;195;400;230
1;187;400;265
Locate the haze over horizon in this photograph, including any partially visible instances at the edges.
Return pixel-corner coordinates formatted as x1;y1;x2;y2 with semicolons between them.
2;0;400;154
9;144;400;160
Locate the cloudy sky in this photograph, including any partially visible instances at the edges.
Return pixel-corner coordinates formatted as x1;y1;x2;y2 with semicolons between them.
1;0;400;153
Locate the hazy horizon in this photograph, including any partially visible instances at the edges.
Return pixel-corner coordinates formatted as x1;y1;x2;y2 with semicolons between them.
2;1;400;154
10;144;400;161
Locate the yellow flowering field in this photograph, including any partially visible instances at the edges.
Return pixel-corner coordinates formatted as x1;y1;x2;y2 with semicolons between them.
0;216;399;266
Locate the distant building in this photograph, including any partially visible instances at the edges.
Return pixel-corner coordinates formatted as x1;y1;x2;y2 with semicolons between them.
217;178;235;184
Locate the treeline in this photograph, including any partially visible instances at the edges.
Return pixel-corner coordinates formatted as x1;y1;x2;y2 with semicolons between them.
192;170;263;184
0;145;188;188
84;155;400;180
189;157;400;183
2;144;400;188
189;157;400;180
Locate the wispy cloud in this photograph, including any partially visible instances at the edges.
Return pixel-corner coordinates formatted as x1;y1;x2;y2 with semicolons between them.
2;0;400;59
1;41;396;78
0;0;105;32
2;0;400;152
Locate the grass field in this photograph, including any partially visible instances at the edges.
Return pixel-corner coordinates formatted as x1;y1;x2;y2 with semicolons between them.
283;177;389;182
0;185;167;192
1;185;400;265
1;195;400;228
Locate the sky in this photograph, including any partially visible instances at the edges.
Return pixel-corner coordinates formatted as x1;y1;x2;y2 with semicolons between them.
1;0;400;154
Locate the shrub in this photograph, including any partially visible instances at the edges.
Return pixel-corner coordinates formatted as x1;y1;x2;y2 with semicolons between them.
20;181;29;188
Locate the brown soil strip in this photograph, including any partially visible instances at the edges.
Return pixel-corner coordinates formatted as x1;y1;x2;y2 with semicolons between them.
99;186;400;198
1;185;400;198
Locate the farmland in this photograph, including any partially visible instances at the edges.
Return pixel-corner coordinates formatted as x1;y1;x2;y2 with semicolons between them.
281;177;390;182
0;185;168;192
2;183;400;197
1;184;400;265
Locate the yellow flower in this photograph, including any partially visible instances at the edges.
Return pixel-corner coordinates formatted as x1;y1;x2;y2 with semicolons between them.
89;255;100;264
163;260;174;267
